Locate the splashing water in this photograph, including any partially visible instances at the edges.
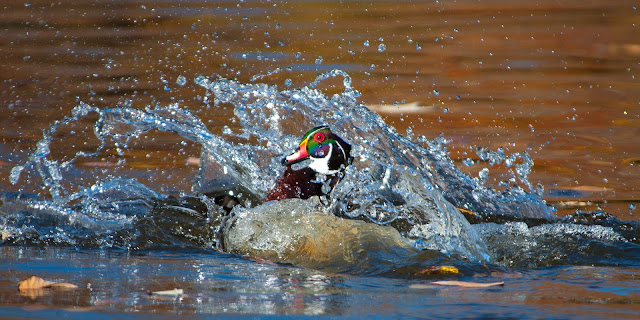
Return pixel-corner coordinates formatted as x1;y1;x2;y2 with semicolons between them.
6;69;617;270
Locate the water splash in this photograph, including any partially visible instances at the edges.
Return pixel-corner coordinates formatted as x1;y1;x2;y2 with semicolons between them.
5;69;567;265
475;221;637;268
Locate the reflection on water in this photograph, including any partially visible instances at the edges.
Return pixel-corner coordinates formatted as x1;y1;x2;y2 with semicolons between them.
0;247;638;318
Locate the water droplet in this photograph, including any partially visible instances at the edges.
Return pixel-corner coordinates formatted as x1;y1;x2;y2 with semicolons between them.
315;56;323;64
275;23;281;29
433;89;439;96
456;95;461;100
443;107;449;114
529;124;535;132
463;158;474;166
416;43;421;51
406;126;414;140
434;37;439;43
176;75;187;86
284;78;292;87
378;43;386;52
478;168;490;183
364;40;369;47
370;64;375;70
630;203;636;212
9;165;24;185
295;52;301;59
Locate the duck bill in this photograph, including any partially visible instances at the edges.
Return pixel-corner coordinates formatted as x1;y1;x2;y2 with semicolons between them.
282;140;309;166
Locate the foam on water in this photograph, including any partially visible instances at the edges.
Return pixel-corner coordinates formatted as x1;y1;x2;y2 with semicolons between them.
3;69;635;270
475;222;638;268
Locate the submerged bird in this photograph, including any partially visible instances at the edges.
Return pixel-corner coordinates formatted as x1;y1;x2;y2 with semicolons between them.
264;126;353;202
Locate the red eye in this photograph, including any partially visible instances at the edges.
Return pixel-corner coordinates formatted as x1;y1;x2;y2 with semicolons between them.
313;133;325;142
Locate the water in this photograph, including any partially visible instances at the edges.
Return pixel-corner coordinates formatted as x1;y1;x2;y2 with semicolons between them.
2;70;638;317
1;0;639;318
1;247;636;318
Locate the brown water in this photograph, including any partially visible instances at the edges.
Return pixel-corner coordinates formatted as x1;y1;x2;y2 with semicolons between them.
1;0;640;318
2;0;639;218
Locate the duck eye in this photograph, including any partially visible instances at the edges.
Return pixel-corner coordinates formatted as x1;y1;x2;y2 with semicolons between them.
313;133;325;142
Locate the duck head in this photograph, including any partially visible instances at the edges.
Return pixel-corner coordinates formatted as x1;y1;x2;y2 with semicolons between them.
282;126;352;175
264;126;352;202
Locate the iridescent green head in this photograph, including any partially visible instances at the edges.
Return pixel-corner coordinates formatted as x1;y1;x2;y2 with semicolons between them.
283;126;352;175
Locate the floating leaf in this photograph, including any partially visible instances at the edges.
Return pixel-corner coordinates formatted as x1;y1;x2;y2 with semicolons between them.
242;256;278;266
49;282;81;289
416;265;459;276
431;280;504;287
151;288;184;296
456;207;478;216
18;276;55;291
410;281;504;289
18;276;78;291
18;276;78;299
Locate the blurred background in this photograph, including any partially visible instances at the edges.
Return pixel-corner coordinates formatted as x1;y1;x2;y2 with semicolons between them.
1;0;639;219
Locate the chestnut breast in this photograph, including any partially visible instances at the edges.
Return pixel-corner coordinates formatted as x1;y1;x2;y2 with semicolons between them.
264;166;323;202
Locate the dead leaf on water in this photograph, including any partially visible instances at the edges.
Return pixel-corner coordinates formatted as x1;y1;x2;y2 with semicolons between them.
553;201;594;209
408;283;437;289
456;208;477;217
367;102;434;114
18;276;55;291
150;288;184;296
410;281;504;289
242;256;278;266
48;282;80;289
416;265;459;276
18;276;78;299
186;157;200;165
76;161;117;168
553;185;610;193
431;280;504;287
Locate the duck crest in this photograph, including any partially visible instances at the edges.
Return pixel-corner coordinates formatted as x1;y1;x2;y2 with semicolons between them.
265;126;353;202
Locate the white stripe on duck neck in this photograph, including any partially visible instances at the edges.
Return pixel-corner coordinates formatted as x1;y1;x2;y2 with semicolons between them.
308;144;340;175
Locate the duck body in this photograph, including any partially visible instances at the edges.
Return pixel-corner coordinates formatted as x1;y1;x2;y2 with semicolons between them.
264;166;323;202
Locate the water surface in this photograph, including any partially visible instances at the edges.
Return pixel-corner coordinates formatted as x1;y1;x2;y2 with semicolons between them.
1;0;639;318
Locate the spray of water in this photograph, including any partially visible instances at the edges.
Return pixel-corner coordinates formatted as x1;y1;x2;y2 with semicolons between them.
5;69;561;263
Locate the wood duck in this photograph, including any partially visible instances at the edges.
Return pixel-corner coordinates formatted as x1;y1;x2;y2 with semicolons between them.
264;126;353;202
